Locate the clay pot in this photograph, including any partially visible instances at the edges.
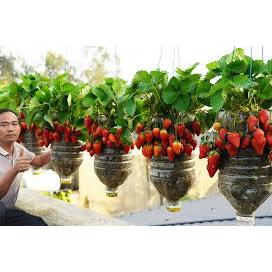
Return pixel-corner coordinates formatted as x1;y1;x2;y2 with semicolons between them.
148;153;195;212
94;147;132;197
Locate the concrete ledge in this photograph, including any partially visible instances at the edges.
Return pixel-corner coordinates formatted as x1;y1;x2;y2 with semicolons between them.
16;188;131;226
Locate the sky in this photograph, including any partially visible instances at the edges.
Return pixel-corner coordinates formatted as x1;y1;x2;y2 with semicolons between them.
5;45;272;82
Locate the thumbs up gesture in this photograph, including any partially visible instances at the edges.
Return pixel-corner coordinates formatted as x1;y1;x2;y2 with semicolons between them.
13;148;32;174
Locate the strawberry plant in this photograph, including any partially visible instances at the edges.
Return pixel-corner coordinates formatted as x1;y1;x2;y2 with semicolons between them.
79;77;142;156
130;66;215;161
198;48;272;176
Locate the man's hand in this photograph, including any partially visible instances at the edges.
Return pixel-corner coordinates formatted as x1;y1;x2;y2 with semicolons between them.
12;148;32;174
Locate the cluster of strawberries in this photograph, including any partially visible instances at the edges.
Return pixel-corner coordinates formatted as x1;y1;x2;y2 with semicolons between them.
80;116;133;156
134;118;201;161
199;109;272;177
18;112;81;147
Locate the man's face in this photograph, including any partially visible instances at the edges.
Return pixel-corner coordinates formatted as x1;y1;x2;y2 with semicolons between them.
0;112;21;144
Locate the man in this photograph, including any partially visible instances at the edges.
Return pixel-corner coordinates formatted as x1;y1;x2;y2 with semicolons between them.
0;108;52;226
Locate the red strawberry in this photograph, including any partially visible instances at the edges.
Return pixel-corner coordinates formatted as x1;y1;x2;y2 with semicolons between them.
38;139;45;147
80;144;87;151
184;128;193;143
93;141;102;155
123;144;130;154
43;128;50;140
166;146;175;161
225;143;238;157
240;134;251;149
89;149;95;157
259;109;270;124
106;140;113;148
109;133;117;143
134;138;142;149
252;137;266;155
86;142;92;152
207;151;220;168
71;135;77;143
18;112;25;120
52;132;61;142
160;129;168;142
84;116;93;129
191;121;201;136
207;163;218;177
266;133;272;147
184;144;193;156
20;122;27;130
215;137;225;151
135;123;144;133
262;121;270;132
64;127;71;136
145;144;154;159
145;130;153;143
190;139;197;150
168;133;176;145
137;133;145;146
219;128;228;141
153;145;162;157
268;124;272;134
36;128;43;137
227;132;241;148
171;141;183;155
175;123;185;137
199;144;210;159
56;125;65;134
163;118;172;129
102;128;109;138
152;127;160;138
253;128;265;144
161;141;169;150
247;115;258;132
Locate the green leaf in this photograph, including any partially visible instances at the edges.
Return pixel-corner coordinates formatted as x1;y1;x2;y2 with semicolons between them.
226;60;248;74
82;96;95;108
256;77;272;99
210;91;224;112
267;60;272;74
184;62;199;74
233;75;252;89
44;111;54;127
132;70;151;84
206;61;220;71
125;97;136;116
196;81;212;98
209;80;231;96
115;118;127;127
92;86;110;106
112;79;126;98
162;86;179;104
168;76;179;89
120;127;132;145
172;93;190;112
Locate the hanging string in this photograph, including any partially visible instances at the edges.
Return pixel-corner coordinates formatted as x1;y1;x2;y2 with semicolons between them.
172;46;176;76
177;46;181;68
261;46;264;61
231;46;236;61
157;46;163;69
249;46;253;79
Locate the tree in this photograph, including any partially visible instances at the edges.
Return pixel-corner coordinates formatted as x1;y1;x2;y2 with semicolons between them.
43;51;78;82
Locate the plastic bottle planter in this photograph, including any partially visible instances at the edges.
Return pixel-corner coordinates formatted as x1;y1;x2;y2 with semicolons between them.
94;147;132;197
22;131;47;174
51;140;83;188
217;111;272;225
218;148;272;225
22;131;45;155
149;153;195;212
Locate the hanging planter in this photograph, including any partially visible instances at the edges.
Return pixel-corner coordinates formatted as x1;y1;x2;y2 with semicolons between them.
199;48;272;225
79;78;140;197
51;139;83;186
149;154;195;212
94;147;132;197
131;67;212;212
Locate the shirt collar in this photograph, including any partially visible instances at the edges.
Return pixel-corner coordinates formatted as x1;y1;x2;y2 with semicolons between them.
0;143;17;157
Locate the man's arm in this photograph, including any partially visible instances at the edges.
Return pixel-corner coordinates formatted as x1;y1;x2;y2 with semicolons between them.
31;150;52;168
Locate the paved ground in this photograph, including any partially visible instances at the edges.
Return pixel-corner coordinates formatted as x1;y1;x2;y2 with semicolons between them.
118;193;272;226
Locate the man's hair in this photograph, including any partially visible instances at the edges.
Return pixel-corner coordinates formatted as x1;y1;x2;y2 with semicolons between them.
0;108;18;116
